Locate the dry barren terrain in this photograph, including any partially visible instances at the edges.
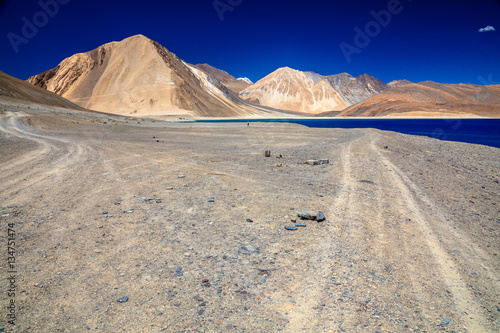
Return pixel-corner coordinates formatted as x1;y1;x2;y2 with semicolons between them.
0;105;498;332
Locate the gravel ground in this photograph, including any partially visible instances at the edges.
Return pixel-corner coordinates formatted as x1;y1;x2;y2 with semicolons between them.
0;106;498;332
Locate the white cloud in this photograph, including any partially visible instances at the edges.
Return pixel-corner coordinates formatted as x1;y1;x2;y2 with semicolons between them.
479;25;495;32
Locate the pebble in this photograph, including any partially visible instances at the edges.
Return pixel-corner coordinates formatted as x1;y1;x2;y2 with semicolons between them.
117;296;129;303
178;175;186;178
246;246;257;253
316;211;326;222
246;218;253;222
102;211;108;215
285;226;298;231
294;223;306;227
166;186;174;190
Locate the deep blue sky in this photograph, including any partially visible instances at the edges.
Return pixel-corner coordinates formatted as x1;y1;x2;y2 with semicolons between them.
0;0;499;85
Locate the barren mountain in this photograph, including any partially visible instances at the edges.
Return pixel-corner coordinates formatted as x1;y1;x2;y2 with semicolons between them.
320;81;500;117
27;35;282;118
194;63;251;94
0;70;85;110
240;67;388;114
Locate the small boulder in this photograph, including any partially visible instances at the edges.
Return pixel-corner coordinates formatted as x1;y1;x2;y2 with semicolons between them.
298;211;316;220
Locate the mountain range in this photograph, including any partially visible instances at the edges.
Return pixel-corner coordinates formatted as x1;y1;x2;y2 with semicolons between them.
0;34;497;118
240;67;388;113
26;35;290;118
320;81;500;118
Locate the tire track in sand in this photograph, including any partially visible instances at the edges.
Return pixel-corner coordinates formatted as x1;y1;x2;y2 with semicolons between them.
370;133;492;333
0;111;92;194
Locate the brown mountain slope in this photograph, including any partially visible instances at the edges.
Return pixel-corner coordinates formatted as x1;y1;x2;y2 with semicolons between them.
240;67;388;114
27;35;280;118
0;70;86;110
318;82;500;117
194;63;251;94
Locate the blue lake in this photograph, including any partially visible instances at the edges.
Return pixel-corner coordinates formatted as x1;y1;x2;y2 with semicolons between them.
195;118;500;149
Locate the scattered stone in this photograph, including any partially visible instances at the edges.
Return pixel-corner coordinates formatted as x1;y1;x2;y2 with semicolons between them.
298;211;316;220
246;218;253;223
175;266;183;277
294;223;306;227
166;186;174;190
285;226;298;231
305;159;330;165
316;211;326;222
102;211;108;215
291;219;296;222
245;246;257;253
140;197;156;203
178;175;186;178
276;163;283;167
358;180;375;185
265;150;271;157
201;279;211;287
117;296;129;303
199;301;207;307
194;295;203;301
198;309;205;315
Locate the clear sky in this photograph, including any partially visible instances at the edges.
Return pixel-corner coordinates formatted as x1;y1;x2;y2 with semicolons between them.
0;0;499;85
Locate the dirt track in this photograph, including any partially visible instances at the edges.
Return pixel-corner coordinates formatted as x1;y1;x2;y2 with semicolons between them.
0;107;499;332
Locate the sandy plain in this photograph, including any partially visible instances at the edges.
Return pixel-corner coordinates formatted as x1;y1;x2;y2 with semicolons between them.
0;104;499;332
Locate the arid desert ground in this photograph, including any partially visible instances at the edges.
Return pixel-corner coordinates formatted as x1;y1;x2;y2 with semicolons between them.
0;104;499;332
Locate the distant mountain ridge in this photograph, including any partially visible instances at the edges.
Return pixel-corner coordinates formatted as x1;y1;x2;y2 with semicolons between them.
239;67;388;113
319;81;500;118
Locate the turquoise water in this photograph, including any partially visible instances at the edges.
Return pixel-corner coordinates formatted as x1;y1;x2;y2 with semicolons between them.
195;118;500;149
